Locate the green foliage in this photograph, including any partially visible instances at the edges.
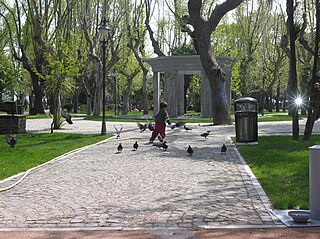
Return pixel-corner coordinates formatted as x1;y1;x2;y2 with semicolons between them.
212;22;241;58
44;39;79;97
170;43;197;55
0;51;19;97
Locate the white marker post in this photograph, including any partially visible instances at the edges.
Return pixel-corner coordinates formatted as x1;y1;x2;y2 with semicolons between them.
309;145;320;219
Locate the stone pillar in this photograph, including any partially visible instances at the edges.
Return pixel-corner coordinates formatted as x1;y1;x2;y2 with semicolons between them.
201;71;212;118
153;72;160;115
176;71;185;116
164;71;177;118
224;69;232;111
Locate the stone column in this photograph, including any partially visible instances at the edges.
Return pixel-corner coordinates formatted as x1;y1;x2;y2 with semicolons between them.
164;71;177;117
224;69;232;111
153;72;160;115
201;71;212;118
176;71;185;116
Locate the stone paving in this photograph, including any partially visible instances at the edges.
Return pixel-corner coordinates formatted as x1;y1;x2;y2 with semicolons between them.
2;117;315;230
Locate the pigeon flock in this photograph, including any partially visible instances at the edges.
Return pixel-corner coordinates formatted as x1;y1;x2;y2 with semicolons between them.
4;120;228;158
112;122;228;156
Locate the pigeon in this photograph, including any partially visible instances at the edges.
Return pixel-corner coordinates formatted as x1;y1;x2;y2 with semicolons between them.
200;131;210;139
157;135;164;142
184;125;192;131
133;141;138;151
152;141;168;151
113;125;123;139
221;144;227;154
61;109;73;124
148;121;154;131
162;142;168;151
6;134;17;148
137;122;148;132
187;145;193;156
175;121;185;127
117;143;123;153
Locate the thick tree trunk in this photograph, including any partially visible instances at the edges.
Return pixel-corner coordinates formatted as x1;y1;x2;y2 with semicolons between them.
198;39;232;125
188;0;242;125
122;94;129;115
30;71;45;114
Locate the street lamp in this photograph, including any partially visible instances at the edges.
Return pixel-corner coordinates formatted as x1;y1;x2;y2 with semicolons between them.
99;17;110;135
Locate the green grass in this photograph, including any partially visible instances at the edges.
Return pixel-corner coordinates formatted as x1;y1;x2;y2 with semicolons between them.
237;135;320;210
258;114;304;122
0;133;110;181
26;114;52;119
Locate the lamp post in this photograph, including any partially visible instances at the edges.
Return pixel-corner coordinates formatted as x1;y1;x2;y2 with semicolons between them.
99;17;109;135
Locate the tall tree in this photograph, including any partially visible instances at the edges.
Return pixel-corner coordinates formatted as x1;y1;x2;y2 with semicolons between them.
0;0;47;114
287;0;300;140
236;0;271;97
127;0;149;115
187;0;243;125
304;0;320;140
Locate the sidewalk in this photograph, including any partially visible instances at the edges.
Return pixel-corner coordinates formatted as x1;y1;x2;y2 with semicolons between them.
0;118;319;238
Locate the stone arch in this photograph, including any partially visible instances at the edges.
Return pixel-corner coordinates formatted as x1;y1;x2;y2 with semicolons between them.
145;55;237;118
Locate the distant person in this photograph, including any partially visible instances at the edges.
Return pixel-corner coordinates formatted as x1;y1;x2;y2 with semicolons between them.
149;101;171;143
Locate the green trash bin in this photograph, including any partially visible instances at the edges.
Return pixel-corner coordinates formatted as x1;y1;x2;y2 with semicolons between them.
234;97;258;144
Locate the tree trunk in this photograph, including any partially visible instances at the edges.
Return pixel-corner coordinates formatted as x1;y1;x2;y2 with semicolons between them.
198;39;232;125
86;95;92;115
276;82;280;112
53;90;62;130
30;71;45;114
73;78;80;113
142;69;149;115
303;0;320;140
287;0;299;140
122;78;133;115
93;59;102;116
188;0;242;125
268;91;273;112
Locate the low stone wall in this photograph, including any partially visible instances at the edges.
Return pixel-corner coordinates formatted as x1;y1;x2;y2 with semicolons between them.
0;115;26;134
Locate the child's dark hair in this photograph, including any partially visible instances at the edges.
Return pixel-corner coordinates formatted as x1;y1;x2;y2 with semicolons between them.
160;101;168;109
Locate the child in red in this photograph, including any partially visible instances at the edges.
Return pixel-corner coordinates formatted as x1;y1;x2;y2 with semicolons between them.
149;101;171;143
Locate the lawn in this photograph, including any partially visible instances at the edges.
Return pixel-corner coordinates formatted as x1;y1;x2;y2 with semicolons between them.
258;114;304;122
0;133;110;181
237;135;320;210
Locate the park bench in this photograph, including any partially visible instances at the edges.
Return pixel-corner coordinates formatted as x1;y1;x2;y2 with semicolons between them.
0;101;18;116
